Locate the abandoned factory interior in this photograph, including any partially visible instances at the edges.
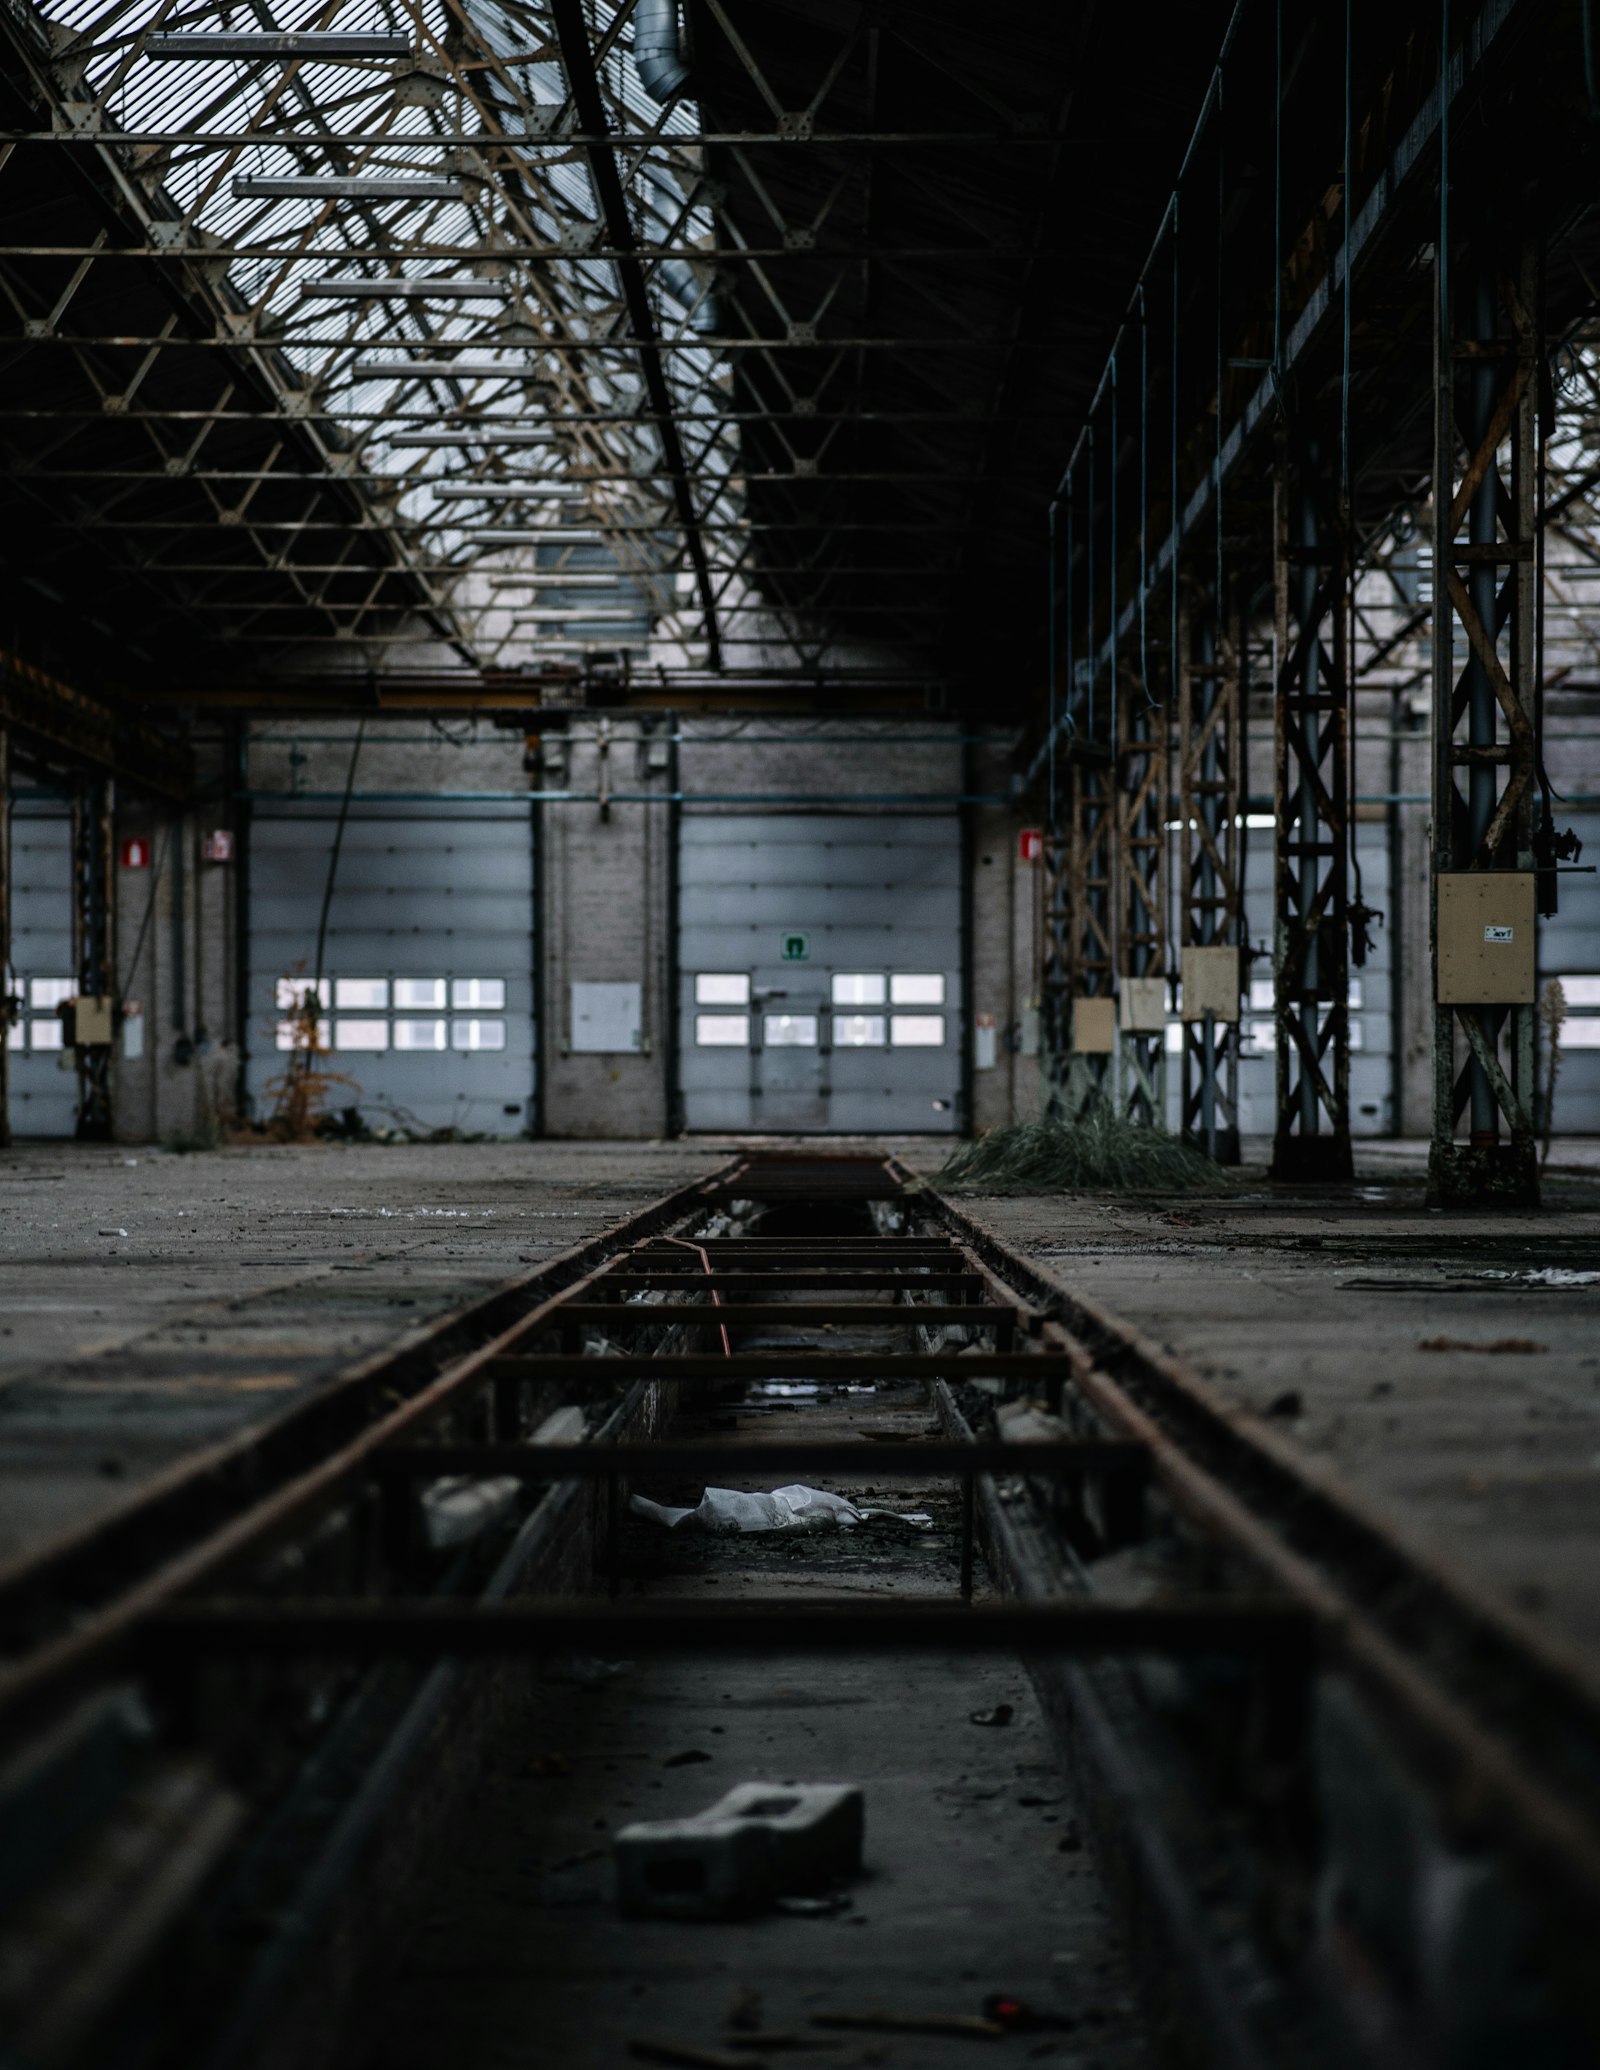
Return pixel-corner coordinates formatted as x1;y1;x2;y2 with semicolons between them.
7;1;1600;2067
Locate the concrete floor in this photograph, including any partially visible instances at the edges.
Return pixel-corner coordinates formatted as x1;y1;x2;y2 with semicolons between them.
0;1139;725;1565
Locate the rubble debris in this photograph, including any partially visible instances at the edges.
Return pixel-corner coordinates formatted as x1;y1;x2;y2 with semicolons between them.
1262;1390;1303;1419
616;1782;864;1920
663;1748;714;1767
982;1995;1077;2033
969;1704;1014;1728
630;1485;932;1533
1418;1336;1549;1354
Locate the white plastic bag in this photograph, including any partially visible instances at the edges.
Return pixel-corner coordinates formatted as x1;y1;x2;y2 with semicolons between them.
630;1484;932;1533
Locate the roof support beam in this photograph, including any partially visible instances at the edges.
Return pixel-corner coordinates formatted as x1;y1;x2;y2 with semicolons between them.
546;0;720;671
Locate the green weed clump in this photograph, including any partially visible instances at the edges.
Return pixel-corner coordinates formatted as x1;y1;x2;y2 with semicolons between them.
934;1106;1230;1194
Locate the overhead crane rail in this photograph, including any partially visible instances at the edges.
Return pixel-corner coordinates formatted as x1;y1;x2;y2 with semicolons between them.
0;1152;1598;2066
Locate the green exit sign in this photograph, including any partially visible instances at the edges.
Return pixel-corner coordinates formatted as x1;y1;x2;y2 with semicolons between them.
780;932;810;962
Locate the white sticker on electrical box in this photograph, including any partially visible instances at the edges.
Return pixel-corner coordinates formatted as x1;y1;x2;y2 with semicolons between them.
1484;925;1515;943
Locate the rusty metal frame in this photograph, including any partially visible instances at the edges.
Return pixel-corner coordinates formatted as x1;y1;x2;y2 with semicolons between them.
1428;227;1540;1207
1176;578;1243;1161
1271;434;1352;1182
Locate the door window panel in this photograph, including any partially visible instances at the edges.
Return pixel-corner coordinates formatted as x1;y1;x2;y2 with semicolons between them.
695;1013;750;1046
335;977;388;1010
695;973;750;1006
394;978;447;1010
30;977;74;1011
335;1019;389;1051
275;1019;331;1051
890;973;945;1006
30;1020;64;1051
831;973;886;1007
451;1018;506;1051
452;978;505;1010
890;1014;945;1047
276;976;330;1010
834;1014;886;1047
394;1019;447;1051
764;1014;818;1046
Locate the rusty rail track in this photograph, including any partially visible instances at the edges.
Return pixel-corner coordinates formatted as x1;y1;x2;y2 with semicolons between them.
1;1148;1597;2069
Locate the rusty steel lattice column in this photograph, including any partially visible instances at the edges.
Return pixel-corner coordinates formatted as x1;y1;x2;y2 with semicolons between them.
1271;437;1353;1181
1114;689;1166;1122
1039;828;1072;1110
1428;230;1540;1207
1177;583;1244;1162
71;776;115;1141
1065;750;1115;1114
0;726;9;1150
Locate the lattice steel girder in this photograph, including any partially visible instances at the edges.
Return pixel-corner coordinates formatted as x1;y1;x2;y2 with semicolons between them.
1063;750;1115;1116
70;774;114;1142
1427;226;1540;1209
1114;682;1166;1124
1177;578;1243;1163
0;650;192;800
1271;435;1353;1183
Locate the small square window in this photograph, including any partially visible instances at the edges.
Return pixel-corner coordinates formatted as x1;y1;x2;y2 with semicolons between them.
451;978;505;1010
890;973;944;1006
1248;978;1274;1013
834;1014;886;1047
276;976;330;1011
695;1013;749;1046
395;978;447;1010
1559;974;1600;1008
30;1020;63;1051
276;1018;330;1051
831;973;886;1007
695;973;750;1006
335;1019;389;1051
335;977;388;1010
764;1014;818;1046
29;977;74;1011
1560;1019;1600;1048
5;1023;22;1052
394;1019;447;1051
889;1014;944;1047
451;1017;506;1051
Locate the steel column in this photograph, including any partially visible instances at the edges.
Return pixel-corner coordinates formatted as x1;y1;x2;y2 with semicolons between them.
71;777;115;1141
1176;581;1244;1161
0;727;9;1150
1428;227;1540;1207
1066;753;1115;1115
1271;437;1353;1181
1114;687;1166;1122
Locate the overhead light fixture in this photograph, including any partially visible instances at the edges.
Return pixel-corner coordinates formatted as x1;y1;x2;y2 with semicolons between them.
387;430;557;445
354;358;531;378
431;482;582;498
235;175;463;201
302;278;499;299
488;574;623;587
148;31;411;58
463;529;602;544
511;608;639;623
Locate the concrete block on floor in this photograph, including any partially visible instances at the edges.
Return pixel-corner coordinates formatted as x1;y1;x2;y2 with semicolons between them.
615;1780;864;1919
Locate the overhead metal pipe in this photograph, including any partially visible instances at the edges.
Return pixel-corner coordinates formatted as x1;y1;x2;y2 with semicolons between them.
632;0;689;103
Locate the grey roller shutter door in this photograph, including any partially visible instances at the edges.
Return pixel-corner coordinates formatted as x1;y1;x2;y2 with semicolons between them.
677;813;964;1134
245;803;535;1137
7;804;78;1137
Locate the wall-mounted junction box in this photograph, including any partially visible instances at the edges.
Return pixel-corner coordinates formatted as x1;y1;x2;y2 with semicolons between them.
1435;872;1536;1005
1180;944;1242;1023
1072;997;1116;1053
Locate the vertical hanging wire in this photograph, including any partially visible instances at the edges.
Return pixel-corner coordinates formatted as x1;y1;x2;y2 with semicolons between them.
1048;499;1059;837
1087;421;1097;741
1110;345;1120;759
1140;282;1152;707
1274;0;1283;380
1171;195;1181;746
1342;0;1354;518
1215;60;1225;618
1066;470;1076;742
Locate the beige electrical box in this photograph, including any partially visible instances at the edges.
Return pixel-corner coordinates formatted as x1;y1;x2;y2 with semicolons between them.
1436;872;1536;1005
1180;944;1242;1023
1072;997;1116;1053
62;995;115;1046
1119;976;1168;1032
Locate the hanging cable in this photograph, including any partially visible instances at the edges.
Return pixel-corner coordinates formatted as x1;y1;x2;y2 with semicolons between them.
1110;346;1120;758
1139;282;1154;708
312;720;366;1004
1048;499;1059;835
